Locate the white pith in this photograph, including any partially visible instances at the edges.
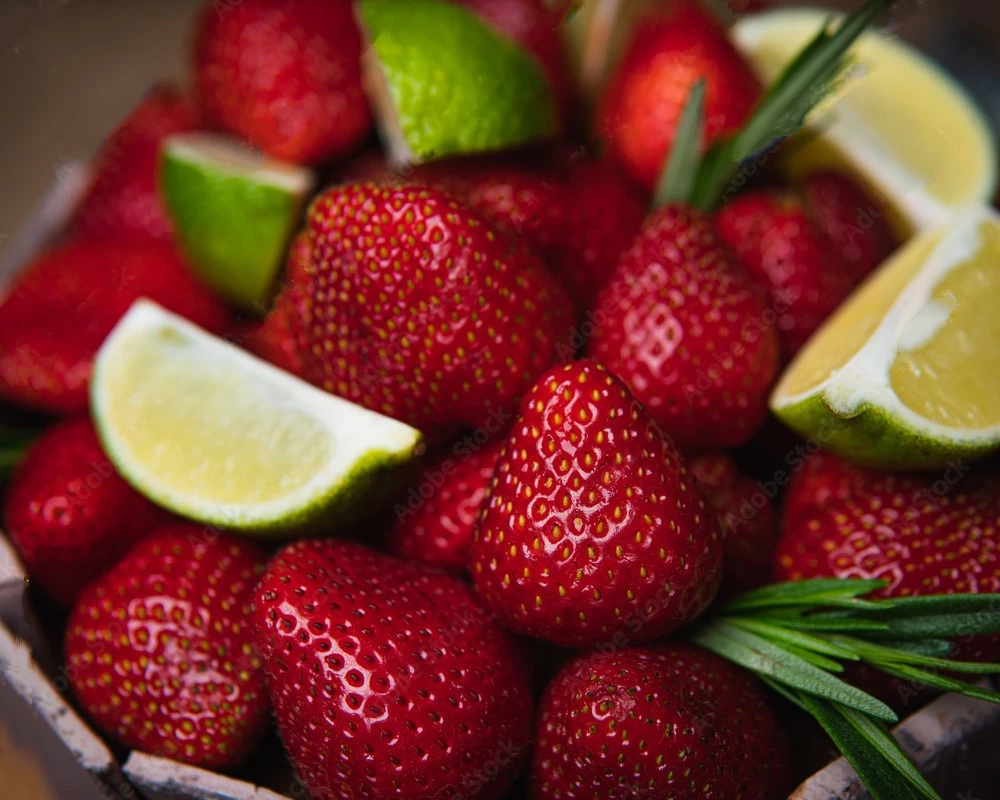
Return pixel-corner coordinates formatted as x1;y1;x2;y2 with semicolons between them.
90;301;422;527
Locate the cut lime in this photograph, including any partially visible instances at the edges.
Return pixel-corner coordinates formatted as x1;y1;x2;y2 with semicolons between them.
732;9;997;237
91;300;422;534
771;206;1000;469
160;133;315;312
358;0;557;164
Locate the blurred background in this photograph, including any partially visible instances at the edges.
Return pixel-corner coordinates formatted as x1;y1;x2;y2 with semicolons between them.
1;0;998;263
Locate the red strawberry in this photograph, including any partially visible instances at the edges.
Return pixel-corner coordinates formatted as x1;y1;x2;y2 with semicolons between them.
801;169;897;283
4;416;167;607
775;453;1000;661
65;526;269;768
471;360;722;649
781;449;866;530
689;453;777;595
73;85;201;241
598;0;761;191
455;0;574;123
300;183;574;440
716;190;857;356
587;204;781;453
194;0;370;164
389;440;504;571
0;240;231;413
251;539;533;800
530;643;789;799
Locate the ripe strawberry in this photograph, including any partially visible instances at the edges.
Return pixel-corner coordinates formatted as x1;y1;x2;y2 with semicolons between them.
689;453;777;595
471;360;722;649
801;169;896;283
300;183;574;440
530;643;789;799
194;0;370;164
716;189;856;356
4;416;168;607
65;526;269;768
389;440;504;571
775;452;1000;661
251;539;533;800
0;241;231;413
73;85;201;241
598;0;761;192
587;204;781;453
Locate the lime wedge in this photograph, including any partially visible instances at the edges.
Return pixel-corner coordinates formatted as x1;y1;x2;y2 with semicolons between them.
161;133;315;311
358;0;557;164
771;206;1000;469
91;300;422;534
732;9;997;237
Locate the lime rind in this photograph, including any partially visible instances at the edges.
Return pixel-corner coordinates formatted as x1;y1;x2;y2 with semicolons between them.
91;301;423;535
359;0;557;163
771;206;1000;469
161;133;315;312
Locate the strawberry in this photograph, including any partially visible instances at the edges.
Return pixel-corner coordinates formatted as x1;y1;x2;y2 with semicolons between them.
64;526;269;768
715;189;857;356
470;360;722;649
389;439;504;571
194;0;370;164
586;204;781;453
300;183;574;440
251;539;533;800
598;0;761;192
530;643;789;799
801;169;897;283
0;240;231;413
775;452;1000;661
72;85;201;242
4;416;168;607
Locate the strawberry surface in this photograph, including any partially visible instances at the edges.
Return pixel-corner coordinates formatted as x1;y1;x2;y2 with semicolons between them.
598;0;761;192
194;0;370;164
4;416;168;607
530;643;789;799
389;439;504;571
0;240;231;413
72;85;201;242
300;183;574;440
65;526;269;768
252;539;533;800
587;204;780;453
471;360;722;649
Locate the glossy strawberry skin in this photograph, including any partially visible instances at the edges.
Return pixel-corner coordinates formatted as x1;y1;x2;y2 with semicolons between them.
776;453;1000;661
598;0;761;192
73;85;201;242
0;240;231;413
716;190;857;356
65;526;269;768
4;417;168;607
194;0;370;164
471;360;722;649
389;440;504;571
530;643;789;799
801;170;896;283
251;539;533;800
587;204;781;453
301;184;574;440
690;453;777;595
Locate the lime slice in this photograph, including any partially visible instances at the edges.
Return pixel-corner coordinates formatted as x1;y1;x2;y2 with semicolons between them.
771;206;1000;469
732;9;997;237
358;0;557;164
91;300;422;534
161;133;315;312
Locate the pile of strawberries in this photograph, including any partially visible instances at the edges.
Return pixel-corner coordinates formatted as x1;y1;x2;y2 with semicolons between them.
2;1;997;799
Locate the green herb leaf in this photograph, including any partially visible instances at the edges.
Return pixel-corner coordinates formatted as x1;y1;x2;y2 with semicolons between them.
728;617;861;661
827;635;1000;674
767;615;891;634
874;639;954;658
722;578;889;613
691;621;898;722
653;78;706;208
877;664;1000;705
